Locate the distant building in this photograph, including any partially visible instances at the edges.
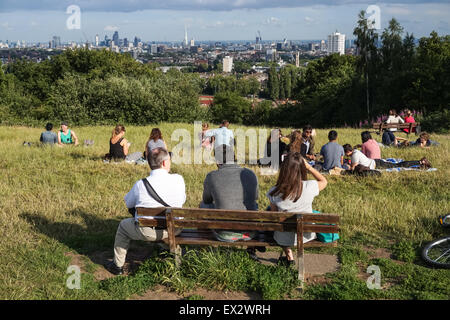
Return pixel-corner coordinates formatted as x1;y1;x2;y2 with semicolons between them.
295;52;300;67
223;56;233;73
190;39;195;47
320;40;327;52
266;49;277;62
112;31;119;46
151;44;158;54
328;32;345;55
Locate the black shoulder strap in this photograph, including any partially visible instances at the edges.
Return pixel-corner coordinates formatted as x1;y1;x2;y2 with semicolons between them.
141;178;170;207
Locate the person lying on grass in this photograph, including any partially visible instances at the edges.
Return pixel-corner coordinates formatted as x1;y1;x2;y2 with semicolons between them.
406;132;439;148
57;121;79;146
105;148;186;275
267;152;327;266
342;144;432;171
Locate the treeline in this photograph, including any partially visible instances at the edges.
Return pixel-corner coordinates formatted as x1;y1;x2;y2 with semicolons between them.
0;49;207;125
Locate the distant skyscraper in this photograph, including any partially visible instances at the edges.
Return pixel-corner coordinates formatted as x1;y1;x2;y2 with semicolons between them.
184;25;188;47
320;40;327;52
295;52;300;67
190;38;195;47
112;31;119;46
95;34;99;47
133;36;140;48
124;38;129;48
327;32;345;55
223;56;233;73
51;36;61;48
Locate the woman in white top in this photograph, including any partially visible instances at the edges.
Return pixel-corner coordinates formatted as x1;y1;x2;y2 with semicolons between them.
145;128;168;158
385;109;404;132
267;152;328;266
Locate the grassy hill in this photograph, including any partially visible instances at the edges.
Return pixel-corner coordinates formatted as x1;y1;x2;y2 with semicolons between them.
0;123;449;299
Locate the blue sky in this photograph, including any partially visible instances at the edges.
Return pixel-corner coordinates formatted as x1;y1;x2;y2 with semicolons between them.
0;1;448;43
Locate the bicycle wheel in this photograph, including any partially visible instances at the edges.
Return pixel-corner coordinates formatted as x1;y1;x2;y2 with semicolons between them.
421;236;450;269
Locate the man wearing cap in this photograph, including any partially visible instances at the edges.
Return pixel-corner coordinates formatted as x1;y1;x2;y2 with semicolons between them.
58;121;79;146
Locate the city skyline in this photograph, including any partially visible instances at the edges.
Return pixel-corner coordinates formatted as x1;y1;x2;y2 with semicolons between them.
0;1;449;43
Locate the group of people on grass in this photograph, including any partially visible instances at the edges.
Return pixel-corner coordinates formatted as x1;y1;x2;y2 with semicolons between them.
39;122;79;147
104;119;436;275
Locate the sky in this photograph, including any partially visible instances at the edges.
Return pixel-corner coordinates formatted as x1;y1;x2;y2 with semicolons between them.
0;1;449;43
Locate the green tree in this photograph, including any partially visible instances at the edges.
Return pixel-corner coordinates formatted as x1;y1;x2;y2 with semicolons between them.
354;10;379;118
210;91;252;124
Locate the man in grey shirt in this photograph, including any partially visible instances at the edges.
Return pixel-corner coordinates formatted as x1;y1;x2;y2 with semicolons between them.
40;123;58;145
320;130;345;171
200;144;259;242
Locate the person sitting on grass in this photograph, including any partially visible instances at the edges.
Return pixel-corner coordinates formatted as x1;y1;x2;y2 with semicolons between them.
40;122;58;146
105;148;186;275
257;128;288;167
58;121;79;146
358;131;381;160
267;152;327;266
200;144;263;258
300;125;316;160
104;125;130;161
319;130;345;171
144;128;167;159
203;120;235;147
343;144;432;172
200;122;214;150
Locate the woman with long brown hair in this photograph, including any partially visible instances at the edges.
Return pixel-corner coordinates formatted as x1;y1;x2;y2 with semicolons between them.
287;130;302;153
145;128;167;158
267;152;328;265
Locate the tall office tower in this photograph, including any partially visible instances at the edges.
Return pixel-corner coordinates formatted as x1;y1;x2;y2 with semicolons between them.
112;31;119;46
51;36;61;48
95;34;99;47
327;32;345;55
133;36;140;48
222;56;233;73
184;25;188;47
295;52;300;68
190;38;195;47
124;38;129;48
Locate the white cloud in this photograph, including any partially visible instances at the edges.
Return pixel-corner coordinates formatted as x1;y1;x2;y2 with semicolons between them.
1;22;13;30
104;25;119;31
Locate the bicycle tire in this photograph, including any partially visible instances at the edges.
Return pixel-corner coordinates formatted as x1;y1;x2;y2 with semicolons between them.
421;236;450;269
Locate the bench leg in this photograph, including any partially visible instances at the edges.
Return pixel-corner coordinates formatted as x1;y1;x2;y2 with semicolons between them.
296;217;305;291
174;245;182;267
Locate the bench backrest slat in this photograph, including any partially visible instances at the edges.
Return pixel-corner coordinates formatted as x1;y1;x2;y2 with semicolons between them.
136;207;339;233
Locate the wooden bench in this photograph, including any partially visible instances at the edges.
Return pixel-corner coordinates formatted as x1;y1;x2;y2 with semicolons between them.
372;122;420;135
137;207;340;287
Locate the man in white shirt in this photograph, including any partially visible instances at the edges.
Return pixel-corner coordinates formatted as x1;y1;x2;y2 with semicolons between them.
106;148;186;275
343;144;376;170
343;144;430;171
203;120;234;147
